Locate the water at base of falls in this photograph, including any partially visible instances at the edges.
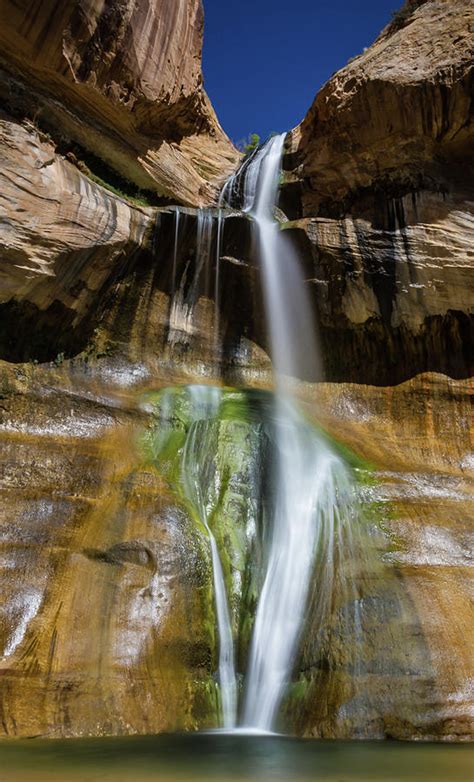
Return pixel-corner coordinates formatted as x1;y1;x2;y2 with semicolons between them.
3;734;471;782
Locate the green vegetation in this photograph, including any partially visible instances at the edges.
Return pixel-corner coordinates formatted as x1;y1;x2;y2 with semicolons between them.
390;1;425;31
140;385;376;639
84;170;152;207
62;147;161;208
22;114;162;208
239;133;261;155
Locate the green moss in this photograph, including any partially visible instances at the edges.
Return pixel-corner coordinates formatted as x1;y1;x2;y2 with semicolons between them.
139;384;383;697
190;677;221;729
139;387;265;638
0;370;16;399
286;676;311;702
85;169;153;207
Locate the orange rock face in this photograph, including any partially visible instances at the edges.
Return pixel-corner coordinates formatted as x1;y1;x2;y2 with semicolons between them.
0;0;239;205
281;0;473;384
289;0;473;216
291;374;473;741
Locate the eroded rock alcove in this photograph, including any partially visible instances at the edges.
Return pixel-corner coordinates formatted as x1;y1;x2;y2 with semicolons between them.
0;0;472;742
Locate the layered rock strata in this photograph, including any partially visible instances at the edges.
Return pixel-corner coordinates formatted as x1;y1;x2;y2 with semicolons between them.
288;0;473;216
0;363;220;737
0;361;472;740
0;113;264;374
0;0;239;205
283;0;473;383
289;373;474;741
0;0;472;743
0;117;153;361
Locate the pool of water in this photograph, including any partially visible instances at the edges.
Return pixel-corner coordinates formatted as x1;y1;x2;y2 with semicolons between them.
0;734;472;782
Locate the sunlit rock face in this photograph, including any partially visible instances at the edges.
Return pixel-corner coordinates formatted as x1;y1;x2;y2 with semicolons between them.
288;374;473;741
283;0;473;383
0;0;239;205
0;117;154;361
0;0;472;744
0;363;221;737
288;0;473;216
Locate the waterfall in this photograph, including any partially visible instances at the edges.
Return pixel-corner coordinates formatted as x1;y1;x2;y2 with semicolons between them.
225;134;319;383
168;208;214;348
151;385;238;728
214;208;224;355
181;386;238;729
172;206;180;293
242;400;354;731
157;137;361;733
220;135;357;732
146;383;361;735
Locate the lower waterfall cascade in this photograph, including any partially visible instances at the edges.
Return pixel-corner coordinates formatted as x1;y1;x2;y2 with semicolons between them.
145;384;369;734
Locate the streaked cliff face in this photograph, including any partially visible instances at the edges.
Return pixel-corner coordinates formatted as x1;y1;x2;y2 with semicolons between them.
288;0;474;217
0;359;472;740
0;0;471;742
0;0;239;205
280;0;473;384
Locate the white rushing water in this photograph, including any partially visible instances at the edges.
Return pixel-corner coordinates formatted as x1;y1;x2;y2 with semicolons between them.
242;399;355;730
172;207;180;293
220;135;356;732
181;386;238;728
160;139;360;733
151;381;361;735
214;208;224;355
241;134;319;382
157;385;238;728
168;208;214;347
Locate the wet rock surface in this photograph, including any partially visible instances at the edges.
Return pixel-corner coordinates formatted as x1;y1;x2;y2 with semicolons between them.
0;361;472;740
287;373;474;740
0;0;471;744
0;363;219;737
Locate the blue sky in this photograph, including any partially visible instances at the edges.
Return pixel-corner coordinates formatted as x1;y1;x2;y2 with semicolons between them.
202;0;400;144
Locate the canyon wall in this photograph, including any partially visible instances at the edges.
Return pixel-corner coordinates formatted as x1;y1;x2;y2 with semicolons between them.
0;0;239;206
283;0;473;383
1;0;472;385
0;0;472;742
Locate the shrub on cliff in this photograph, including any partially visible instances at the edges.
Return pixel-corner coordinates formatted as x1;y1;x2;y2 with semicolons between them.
390;0;426;31
236;133;260;154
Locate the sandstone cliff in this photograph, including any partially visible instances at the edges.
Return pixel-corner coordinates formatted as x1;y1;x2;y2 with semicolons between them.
0;112;262;373
289;0;473;216
0;0;239;206
0;362;471;741
0;116;156;362
0;0;472;744
283;0;473;383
